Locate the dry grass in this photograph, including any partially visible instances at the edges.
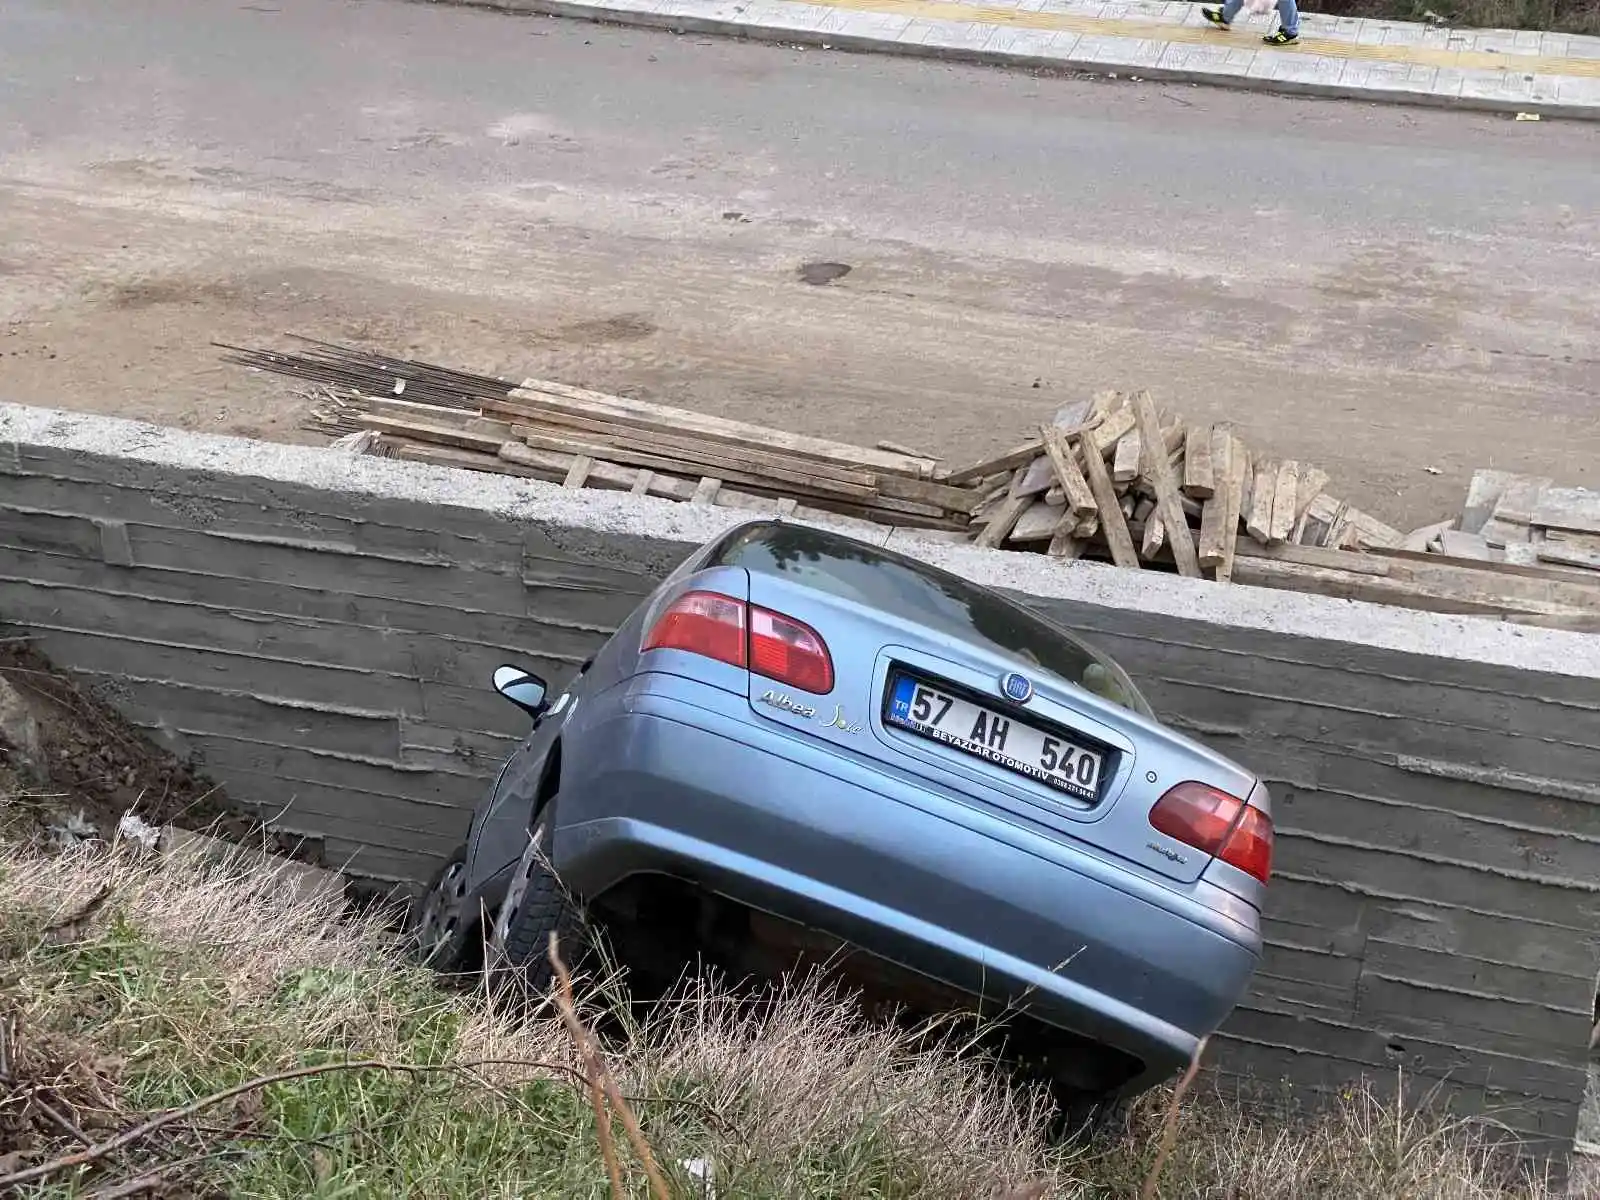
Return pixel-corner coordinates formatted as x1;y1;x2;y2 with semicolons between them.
0;837;1577;1198
1312;0;1600;35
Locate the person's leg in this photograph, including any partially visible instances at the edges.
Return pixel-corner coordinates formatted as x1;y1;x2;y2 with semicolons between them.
1267;0;1300;39
1203;0;1246;26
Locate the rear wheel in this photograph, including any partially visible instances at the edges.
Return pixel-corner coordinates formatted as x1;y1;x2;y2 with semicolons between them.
406;843;474;972
1050;1084;1137;1143
486;799;586;994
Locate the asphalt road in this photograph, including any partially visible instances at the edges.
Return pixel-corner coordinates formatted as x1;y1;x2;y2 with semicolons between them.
2;0;1597;523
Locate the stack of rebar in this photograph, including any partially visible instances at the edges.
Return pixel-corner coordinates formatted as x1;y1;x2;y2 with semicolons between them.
214;336;514;411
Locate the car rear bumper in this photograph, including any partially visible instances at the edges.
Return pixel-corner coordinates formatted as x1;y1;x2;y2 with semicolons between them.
555;675;1261;1086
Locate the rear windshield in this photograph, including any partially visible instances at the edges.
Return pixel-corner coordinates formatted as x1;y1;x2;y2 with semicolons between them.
706;523;1152;716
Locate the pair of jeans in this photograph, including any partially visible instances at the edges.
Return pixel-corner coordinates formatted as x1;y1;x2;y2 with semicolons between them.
1220;0;1298;35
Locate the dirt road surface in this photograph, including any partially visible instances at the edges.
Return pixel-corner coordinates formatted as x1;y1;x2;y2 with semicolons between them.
2;0;1597;526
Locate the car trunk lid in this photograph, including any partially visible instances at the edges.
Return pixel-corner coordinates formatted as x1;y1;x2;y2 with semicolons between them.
739;572;1252;887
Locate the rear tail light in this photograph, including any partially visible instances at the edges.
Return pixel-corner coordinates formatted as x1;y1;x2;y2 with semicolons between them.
1149;781;1273;884
642;590;747;667
644;591;835;695
749;606;834;694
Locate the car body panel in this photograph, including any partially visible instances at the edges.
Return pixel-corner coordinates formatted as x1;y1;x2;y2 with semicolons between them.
453;518;1271;1093
550;673;1258;1085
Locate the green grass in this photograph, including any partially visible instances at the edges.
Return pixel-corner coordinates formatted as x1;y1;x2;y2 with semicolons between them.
0;838;1571;1199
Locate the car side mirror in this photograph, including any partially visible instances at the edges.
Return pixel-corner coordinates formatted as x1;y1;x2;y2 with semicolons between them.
493;665;549;718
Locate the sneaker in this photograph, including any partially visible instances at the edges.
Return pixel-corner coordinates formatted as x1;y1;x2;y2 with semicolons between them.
1262;28;1299;42
1201;6;1230;26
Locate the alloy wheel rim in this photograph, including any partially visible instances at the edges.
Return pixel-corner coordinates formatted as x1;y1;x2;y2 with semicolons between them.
419;860;466;959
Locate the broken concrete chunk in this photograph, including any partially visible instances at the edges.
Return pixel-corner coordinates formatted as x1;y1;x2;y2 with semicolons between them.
0;677;44;777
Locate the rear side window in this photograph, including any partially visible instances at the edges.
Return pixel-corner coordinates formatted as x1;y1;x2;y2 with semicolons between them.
705;523;1152;717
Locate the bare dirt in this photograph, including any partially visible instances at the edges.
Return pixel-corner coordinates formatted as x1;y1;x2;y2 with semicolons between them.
3;0;1598;534
0;641;286;854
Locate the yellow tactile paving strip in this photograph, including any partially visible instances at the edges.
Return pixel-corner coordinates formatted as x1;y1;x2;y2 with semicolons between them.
800;0;1600;78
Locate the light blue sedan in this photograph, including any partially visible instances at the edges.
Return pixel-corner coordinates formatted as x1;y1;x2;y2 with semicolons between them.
409;519;1273;1127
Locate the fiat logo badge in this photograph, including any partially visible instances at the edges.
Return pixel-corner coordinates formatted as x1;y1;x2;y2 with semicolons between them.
1000;672;1034;704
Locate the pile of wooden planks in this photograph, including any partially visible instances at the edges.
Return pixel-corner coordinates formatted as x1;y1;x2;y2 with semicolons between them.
308;378;976;537
943;390;1600;629
248;340;1599;630
1401;470;1600;578
951;389;1402;584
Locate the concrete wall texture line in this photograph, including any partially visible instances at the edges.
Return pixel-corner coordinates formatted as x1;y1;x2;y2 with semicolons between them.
3;402;1598;1156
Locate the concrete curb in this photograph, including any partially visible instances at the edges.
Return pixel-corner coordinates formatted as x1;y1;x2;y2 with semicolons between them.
443;0;1599;121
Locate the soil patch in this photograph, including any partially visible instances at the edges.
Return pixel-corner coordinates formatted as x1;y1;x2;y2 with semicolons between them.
0;640;297;857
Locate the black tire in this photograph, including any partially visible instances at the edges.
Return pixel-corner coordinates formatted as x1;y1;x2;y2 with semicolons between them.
1050;1084;1137;1144
485;799;587;995
405;842;476;973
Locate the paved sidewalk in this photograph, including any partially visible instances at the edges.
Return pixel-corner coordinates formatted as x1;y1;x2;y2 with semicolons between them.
506;0;1600;116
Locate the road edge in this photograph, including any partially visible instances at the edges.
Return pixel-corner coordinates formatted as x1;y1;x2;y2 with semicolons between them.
431;0;1597;121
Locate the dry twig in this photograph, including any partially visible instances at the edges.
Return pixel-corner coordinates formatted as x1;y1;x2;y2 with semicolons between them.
1140;1035;1208;1200
546;936;627;1197
548;932;671;1200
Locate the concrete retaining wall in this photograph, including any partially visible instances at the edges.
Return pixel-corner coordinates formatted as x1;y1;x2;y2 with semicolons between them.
3;403;1598;1156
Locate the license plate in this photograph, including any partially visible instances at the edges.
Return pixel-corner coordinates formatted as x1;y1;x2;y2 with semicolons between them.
886;674;1104;801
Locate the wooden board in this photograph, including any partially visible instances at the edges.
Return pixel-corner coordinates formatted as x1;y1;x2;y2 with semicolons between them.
1438;530;1492;561
1112;432;1143;485
1140;512;1166;559
1302;494;1403;550
1532;487;1600;537
507;381;937;478
1131;391;1200;578
502;405;880;490
1244;459;1277;544
1536;543;1600;572
394;442;541;478
1011;453;1058;499
1217;437;1250;583
876;439;928;457
1360;548;1600;610
1293;466;1328;523
1009;499;1066;543
1225;557;1586;620
363;416;505;456
563;455;594;488
501;411;887;497
1371;544;1600;590
493;439;873;529
1040;425;1097;519
511;425;878;502
975;472;1033;549
1079;422;1140;569
1479;517;1530;549
1088;408;1137;457
943;440;1045;486
1267;460;1299;544
1182;426;1215;499
1047;529;1085;559
1196;434;1236;571
1053;398;1096;428
1161;422;1186;458
1402;519;1454;553
1234;539;1393;578
1490;474;1553;528
354;398;483;428
1461;469;1518;535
